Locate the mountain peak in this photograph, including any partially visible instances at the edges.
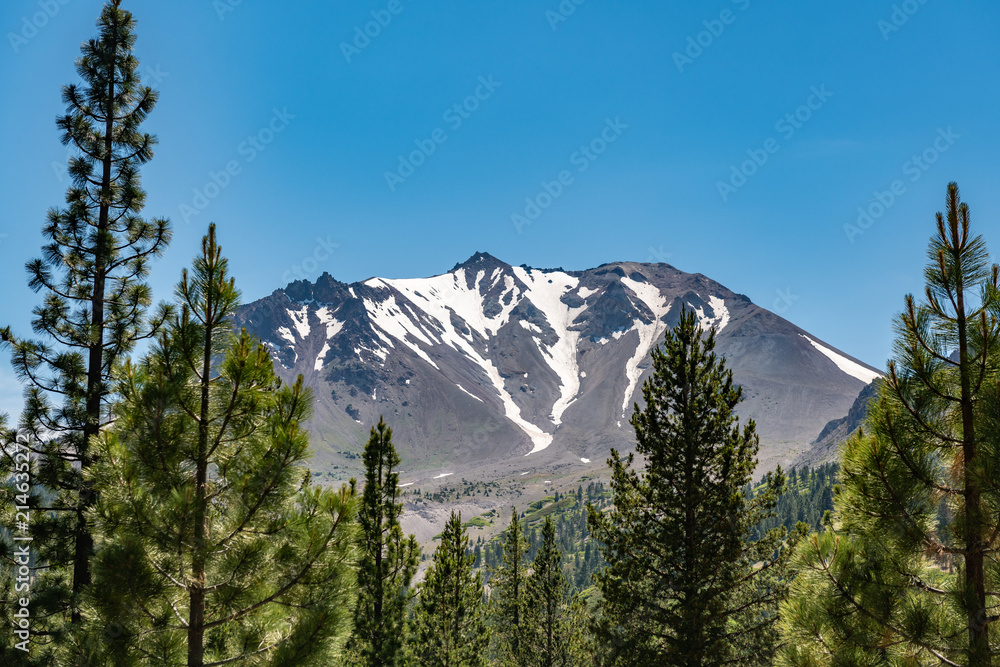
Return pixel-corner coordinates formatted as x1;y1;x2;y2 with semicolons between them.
451;251;508;273
282;271;349;303
236;251;880;483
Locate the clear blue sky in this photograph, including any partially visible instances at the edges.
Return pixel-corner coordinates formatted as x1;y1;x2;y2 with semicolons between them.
2;0;999;418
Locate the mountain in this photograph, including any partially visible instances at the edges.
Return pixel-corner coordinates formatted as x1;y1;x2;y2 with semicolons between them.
793;379;881;468
233;253;880;483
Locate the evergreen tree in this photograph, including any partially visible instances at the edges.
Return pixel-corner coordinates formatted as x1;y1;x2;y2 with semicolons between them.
488;507;529;666
588;309;793;666
0;0;170;657
350;418;420;666
80;226;357;666
522;516;576;667
780;183;1000;666
412;511;489;667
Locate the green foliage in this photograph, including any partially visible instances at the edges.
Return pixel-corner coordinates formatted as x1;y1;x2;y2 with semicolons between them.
488;508;530;666
479;482;611;593
780;183;1000;666
750;463;838;539
79;226;357;666
350;418;420;667
588;309;795;666
521;516;579;667
0;2;170;661
412;511;489;667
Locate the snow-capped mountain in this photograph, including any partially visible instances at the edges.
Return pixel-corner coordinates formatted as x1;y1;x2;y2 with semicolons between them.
234;253;880;476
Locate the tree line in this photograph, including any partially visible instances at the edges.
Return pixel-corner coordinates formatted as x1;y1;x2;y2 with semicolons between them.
4;2;1000;665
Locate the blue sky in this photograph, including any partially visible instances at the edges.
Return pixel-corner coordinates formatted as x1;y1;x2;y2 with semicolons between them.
1;0;999;417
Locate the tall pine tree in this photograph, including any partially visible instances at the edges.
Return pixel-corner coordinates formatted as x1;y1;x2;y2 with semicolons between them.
780;182;1000;666
588;309;793;666
350;417;420;666
0;1;170;658
80;226;358;666
522;516;577;667
488;507;529;666
412;511;489;667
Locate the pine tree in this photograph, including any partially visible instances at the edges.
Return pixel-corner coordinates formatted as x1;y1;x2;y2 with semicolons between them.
522;516;576;667
80;226;357;666
488;507;529;666
350;418;420;666
412;511;490;667
0;0;170;657
588;309;793;666
780;183;1000;666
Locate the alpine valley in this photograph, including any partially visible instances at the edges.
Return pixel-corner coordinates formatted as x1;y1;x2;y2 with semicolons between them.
234;252;878;514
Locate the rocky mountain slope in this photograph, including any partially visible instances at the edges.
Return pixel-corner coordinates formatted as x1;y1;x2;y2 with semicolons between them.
793;379;881;468
233;253;880;483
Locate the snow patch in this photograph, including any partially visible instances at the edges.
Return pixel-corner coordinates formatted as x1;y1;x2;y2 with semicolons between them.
379;269;518;340
316;307;345;339
277;327;296;345
577;286;597;299
707;296;730;333
581;457;591;463
687;295;729;334
362;293;438;369
399;483;414;488
512;267;586;439
433;473;454;479
619;277;673;418
800;335;882;384
374;271;554;454
349;267;594;456
314;342;330;371
455;383;483;402
287;306;311;339
354;346;388;362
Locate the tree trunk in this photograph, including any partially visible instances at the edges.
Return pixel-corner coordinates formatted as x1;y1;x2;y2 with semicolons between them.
954;233;990;665
373;449;384;662
73;21;118;623
188;282;215;667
